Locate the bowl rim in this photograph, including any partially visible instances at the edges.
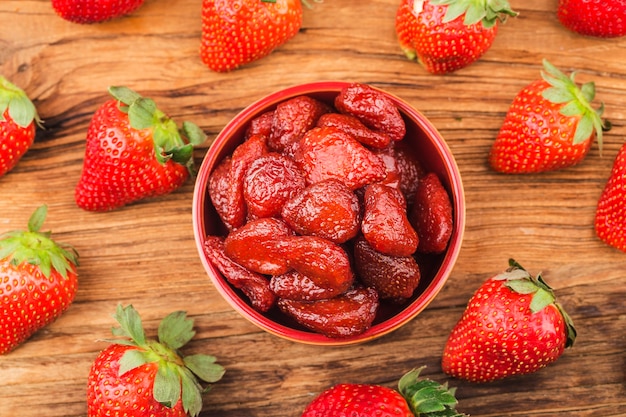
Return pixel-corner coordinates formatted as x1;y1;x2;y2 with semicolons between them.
192;81;466;346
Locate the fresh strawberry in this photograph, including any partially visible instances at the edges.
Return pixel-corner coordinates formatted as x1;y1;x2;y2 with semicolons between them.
301;367;467;417
87;304;225;417
0;76;41;177
0;205;78;354
200;0;303;72
51;0;145;24
75;86;206;211
489;59;606;173
442;259;577;383
557;0;626;38
395;0;517;74
595;142;626;252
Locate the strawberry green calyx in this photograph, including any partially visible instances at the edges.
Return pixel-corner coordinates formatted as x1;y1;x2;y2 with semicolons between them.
0;76;42;128
0;205;78;278
494;258;577;348
428;0;517;28
107;304;225;417
398;367;467;417
108;86;207;174
541;59;607;149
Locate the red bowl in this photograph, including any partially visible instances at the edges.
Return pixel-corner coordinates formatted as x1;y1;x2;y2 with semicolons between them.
192;81;465;345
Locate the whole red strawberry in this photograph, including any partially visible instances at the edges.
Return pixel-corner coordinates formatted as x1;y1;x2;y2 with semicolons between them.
200;0;303;72
489;59;606;173
595;142;626;252
442;259;576;383
87;304;225;417
395;0;517;74
0;76;41;177
557;0;626;38
301;367;467;417
0;205;79;354
51;0;145;24
75;86;206;211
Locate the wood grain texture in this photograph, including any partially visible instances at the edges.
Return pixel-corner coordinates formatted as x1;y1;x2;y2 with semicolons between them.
1;0;625;416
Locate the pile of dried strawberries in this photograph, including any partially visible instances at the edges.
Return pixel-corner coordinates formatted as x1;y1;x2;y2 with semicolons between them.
203;83;453;338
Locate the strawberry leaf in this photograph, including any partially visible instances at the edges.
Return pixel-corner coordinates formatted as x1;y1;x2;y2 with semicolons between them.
182;121;208;146
112;304;147;346
183;354;226;383
399;367;467;417
180;368;204;416
118;348;150;375
0;76;41;128
108;85;142;108
158;311;196;350
153;363;182;407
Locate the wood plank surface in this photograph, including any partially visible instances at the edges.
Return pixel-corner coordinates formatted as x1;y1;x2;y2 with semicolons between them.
1;1;625;416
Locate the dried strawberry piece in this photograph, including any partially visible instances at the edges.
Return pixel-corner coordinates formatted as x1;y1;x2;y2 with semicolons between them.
277;287;379;338
409;172;453;254
393;141;425;206
281;179;360;244
270;270;350;301
223;218;294;275
334;83;406;142
269;95;331;152
245;111;274;140
293;126;387;190
203;235;276;312
208;156;246;230
361;184;418;257
316;112;391;149
243;153;306;219
354;236;421;302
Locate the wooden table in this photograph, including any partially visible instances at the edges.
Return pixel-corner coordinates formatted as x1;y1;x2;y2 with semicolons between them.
1;1;625;416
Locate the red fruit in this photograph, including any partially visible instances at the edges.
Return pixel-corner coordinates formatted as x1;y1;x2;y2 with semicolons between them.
442;259;577;383
354;236;420;302
362;184;418;257
595;142;626;252
301;367;467;417
86;305;224;417
0;206;78;354
278;287;378;338
245;111;274;140
393;141;425;205
409;172;453;254
317;112;392;149
395;0;517;74
270;270;348;301
51;0;145;24
203;236;276;312
557;0;626;38
334;83;406;142
223;217;294;275
269;96;331;152
0;76;40;177
200;0;303;72
75;86;206;211
293;126;387;190
489;60;606;174
281;179;361;244
243;153;306;219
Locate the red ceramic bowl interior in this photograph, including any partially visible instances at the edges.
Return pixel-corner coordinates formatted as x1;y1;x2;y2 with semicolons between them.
192;81;465;346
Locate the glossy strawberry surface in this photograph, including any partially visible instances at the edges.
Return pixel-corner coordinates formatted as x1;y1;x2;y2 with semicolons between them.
51;0;145;23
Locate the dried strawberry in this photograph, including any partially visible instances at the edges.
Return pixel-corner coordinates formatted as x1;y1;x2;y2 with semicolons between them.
281;179;361;244
208;156;245;230
223;218;293;275
203;235;276;312
409;173;453;254
268;95;331;152
243;153;305;219
270;270;350;301
393;141;425;205
361;184;418;257
335;83;406;142
354;236;421;302
245;111;274;140
277;287;379;338
293;126;387;190
317;112;392;149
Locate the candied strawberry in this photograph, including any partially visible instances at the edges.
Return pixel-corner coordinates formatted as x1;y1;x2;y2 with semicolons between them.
409;173;453;254
268;95;331;152
223;218;294;275
203;235;276;312
335;83;406;142
270;270;350;301
245;111;274;140
281;179;361;244
354;236;421;302
277;287;379;338
243;153;306;219
361;184;418;257
317;112;392;149
293;126;387;190
208;156;246;230
393;141;425;205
